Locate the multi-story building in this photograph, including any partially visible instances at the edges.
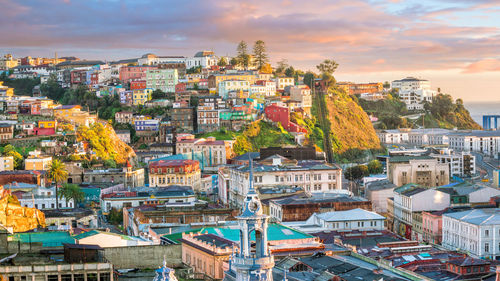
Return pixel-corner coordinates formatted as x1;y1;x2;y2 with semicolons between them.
130;80;146;90
226;157;342;207
197;96;225;133
442;208;500;259
132;88;153;106
119;65;157;84
146;69;178;93
276;77;295;91
137;53;186;66
218;80;250;99
391;77;436;110
186;51;218;69
387;155;449;187
171;101;195;132
249;80;276;97
0;54;19;69
83;165;144;188
264;104;307;133
24;151;52;171
483;115;500;130
119;90;133;105
430;149;476;177
391;184;450;240
365;180;397;214
14;184;75;209
114;111;134;124
176;137;231;169
422;209;446;244
133;116;159;132
0;156;14;171
0;123;14;140
377;129;410;144
148;159;201;191
208;73;258;92
289;85;312;116
448;130;500;158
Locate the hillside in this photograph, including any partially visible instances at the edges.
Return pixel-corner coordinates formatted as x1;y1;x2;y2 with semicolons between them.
232;120;296;155
77;122;136;164
315;89;383;160
421;94;481;130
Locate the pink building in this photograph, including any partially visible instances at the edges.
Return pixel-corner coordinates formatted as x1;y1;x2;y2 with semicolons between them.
422;209;445;244
264;104;307;133
119;66;157;84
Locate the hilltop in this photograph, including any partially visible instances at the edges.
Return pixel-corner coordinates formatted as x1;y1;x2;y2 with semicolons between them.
232;120;296;155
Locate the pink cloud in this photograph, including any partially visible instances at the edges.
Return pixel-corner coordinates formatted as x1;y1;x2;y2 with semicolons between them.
463;59;500;73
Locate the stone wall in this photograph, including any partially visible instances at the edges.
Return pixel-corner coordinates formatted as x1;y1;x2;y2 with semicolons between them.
102;244;182;269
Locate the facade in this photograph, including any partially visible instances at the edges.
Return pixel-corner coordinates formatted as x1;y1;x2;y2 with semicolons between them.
289;85;312;116
134;116;160;132
448;130;500;158
186;51;218;69
146;69;179;93
0;123;14;140
227;158;343;207
132;88;153;106
14;185;75;209
176;137;231;168
0;262;114;281
218;80;250;99
25;155;52;171
430;149;476;177
0;156;14;171
250;80;276;97
391;77;436;110
387;156;449;187
269;194;371;222
197;96;225;133
83;166;144;188
365;180;397;214
264;104;306;133
119;65;157;83
276;77;295;91
208;73;258;92
148;159;201;191
115;130;131;144
442;208;500;259
422;210;445;244
171;102;195;132
114;111;134;124
391;184;450;240
494;170;499;188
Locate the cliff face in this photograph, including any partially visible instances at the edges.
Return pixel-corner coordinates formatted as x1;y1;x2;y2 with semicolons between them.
324;91;382;154
0;188;45;232
77;122;136;164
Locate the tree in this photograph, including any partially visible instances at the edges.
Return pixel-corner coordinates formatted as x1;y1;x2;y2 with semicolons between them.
367;160;383;174
345;165;369;182
229;57;238;66
316;59;339;88
151;89;165;99
104;159;117;168
217;57;228;67
40;74;65;101
275;59;289;75
304;72;316;88
253;40;269;70
108;207;123;225
260;63;273;74
236;41;250;69
284;66;295;78
383;81;390;89
49;159;68;210
59;183;84;207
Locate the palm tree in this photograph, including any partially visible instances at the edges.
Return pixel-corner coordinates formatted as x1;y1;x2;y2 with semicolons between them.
59;183;84;208
49;159;68;210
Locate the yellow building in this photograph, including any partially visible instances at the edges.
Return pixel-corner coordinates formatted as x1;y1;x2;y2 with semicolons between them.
0;156;14;171
38;120;57;129
54;105;82;118
0;54;18;69
0;82;14;97
54;105;96;127
25;151;52;171
133;88;153;106
208;74;258;91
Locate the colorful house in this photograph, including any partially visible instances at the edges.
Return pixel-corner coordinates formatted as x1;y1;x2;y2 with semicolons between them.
264;104;307;133
34;120;57;135
133;88;153;106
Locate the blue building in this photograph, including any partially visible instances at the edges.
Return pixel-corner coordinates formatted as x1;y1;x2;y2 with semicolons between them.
483;115;500;130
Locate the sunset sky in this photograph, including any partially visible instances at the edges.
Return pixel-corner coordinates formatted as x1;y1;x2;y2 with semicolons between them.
1;0;500;102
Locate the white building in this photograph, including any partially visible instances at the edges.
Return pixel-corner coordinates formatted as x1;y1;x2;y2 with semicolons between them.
377;129;410;144
225;156;343;207
276;77;295;91
289;85;312;115
408;129;451;146
14;185;75;209
430;149;476;177
218;80;250;99
387;156;449;187
391;77;437;110
249;81;276;97
186;51;218;69
137;53;186;66
448;131;500;158
365;180;397;214
284;208;385;233
442;208;500;259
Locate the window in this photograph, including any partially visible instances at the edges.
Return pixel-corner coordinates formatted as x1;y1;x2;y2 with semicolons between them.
485;243;490;253
100;273;111;281
61;275;72;281
485;230;489;237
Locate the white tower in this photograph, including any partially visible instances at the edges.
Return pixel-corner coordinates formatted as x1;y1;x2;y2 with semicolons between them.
231;160;274;281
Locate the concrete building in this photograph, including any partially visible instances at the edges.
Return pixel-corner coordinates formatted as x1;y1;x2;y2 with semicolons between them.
0;156;14;171
365;180;397;214
391;77;436;110
422;209;446;244
284;208;385;233
208;73;258;92
24;151;52;171
377;129;410;144
132;88;153;106
176;137;231;169
11;184;74;209
115;130;131;144
186;51;217;69
114;111;134;124
148;159;201;191
119;65;157;83
226;157;343;207
250;80;276;97
289;85;312;116
442;208;500;259
430;149;476;177
196;96;225;133
83;165;144;188
391;184;450;240
218;80;250;99
171;101;195;132
448;130;500;158
387;155;449;187
276;77;295;91
0;262;114;281
0;123;14;140
146;69;179;93
264;104;306;133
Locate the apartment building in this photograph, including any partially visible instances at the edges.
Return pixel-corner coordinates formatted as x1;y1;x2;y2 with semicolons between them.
146;69;179;93
448;131;500;158
430;149;476;177
24;151;52;171
148;159;201;191
218;80;250;99
0;156;14;171
276;77;295;91
289;85;312;116
176;137;231;168
391;77;436;110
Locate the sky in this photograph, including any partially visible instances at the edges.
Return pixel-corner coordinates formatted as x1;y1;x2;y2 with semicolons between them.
1;0;500;102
